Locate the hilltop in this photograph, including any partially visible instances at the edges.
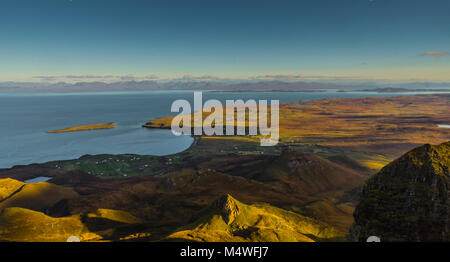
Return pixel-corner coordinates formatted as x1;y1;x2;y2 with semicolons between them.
0;178;78;212
165;194;341;242
350;141;450;241
0;206;141;242
0;193;342;242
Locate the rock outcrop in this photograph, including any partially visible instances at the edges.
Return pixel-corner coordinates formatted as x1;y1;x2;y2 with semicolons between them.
165;194;342;242
351;141;449;241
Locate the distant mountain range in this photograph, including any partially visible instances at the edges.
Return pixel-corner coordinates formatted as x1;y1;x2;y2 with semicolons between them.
1;79;449;92
340;87;450;93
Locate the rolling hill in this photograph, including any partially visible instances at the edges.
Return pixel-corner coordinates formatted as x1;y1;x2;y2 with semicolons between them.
0;178;78;212
165;194;342;242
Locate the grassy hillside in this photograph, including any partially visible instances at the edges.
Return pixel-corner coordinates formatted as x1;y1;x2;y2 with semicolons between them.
0;207;99;242
166;194;342;242
0;178;78;212
0;207;142;242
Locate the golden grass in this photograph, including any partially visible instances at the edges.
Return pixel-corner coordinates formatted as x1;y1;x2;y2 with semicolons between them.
0;178;79;211
0;207;101;242
0;205;142;242
144;95;450;168
47;122;116;133
0;178;25;201
362;161;389;170
87;208;142;224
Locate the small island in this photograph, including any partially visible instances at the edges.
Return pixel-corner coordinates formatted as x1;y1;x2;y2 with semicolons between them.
47;123;117;133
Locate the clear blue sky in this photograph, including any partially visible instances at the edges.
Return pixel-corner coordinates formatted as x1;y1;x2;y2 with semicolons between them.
1;0;449;82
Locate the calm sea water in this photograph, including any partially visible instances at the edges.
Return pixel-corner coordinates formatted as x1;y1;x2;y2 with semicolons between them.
0;90;448;168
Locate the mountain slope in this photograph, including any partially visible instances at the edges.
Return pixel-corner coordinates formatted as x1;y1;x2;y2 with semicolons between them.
0;178;24;200
44;149;363;234
0;207;99;242
165;194;342;242
194;148;365;201
0;207;141;242
350;141;449;241
0;149;365;240
0;178;78;212
258;149;365;198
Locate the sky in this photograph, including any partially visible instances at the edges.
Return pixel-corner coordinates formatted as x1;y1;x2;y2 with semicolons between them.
0;0;449;83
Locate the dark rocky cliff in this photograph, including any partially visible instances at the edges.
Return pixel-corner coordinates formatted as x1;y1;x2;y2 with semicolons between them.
350;141;449;241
